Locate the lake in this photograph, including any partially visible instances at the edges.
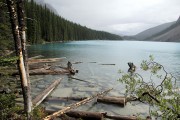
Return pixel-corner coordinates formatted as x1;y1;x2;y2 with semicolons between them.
28;40;180;116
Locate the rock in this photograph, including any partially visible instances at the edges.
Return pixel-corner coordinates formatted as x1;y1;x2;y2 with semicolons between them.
78;87;98;92
36;84;45;89
0;87;12;94
0;88;4;93
15;98;23;102
4;88;12;94
51;88;73;97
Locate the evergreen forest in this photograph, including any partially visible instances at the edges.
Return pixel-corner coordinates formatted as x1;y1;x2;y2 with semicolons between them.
0;0;122;52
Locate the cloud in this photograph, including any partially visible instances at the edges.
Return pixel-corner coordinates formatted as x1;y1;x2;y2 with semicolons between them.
44;0;180;35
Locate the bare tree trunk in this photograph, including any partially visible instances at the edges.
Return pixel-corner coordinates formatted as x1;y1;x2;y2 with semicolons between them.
16;0;32;114
43;88;113;120
6;0;31;116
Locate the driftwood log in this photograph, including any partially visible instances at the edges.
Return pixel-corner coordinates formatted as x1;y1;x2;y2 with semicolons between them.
28;55;44;60
103;113;137;120
69;77;92;83
32;79;62;108
99;64;116;65
29;68;70;75
47;110;104;120
43;88;113;120
46;96;126;106
28;57;66;64
47;110;137;120
13;65;78;75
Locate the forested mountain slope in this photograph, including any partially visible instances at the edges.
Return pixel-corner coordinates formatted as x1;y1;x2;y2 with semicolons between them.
25;0;122;43
0;0;13;52
0;0;122;51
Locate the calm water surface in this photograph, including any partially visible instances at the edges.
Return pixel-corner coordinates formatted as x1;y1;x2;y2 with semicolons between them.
28;40;180;116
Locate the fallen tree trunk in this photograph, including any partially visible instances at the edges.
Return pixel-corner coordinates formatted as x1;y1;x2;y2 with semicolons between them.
43;88;113;120
97;96;126;106
13;66;77;75
46;110;137;120
72;62;83;64
46;96;126;106
99;64;116;65
46;110;103;120
28;55;44;60
32;78;62;108
29;68;70;75
28;57;66;64
103;113;137;120
69;77;91;83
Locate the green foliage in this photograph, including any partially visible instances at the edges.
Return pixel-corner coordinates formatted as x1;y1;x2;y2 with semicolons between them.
31;106;47;120
0;56;18;66
1;0;122;49
0;94;25;119
0;94;48;120
0;0;14;52
118;55;180;119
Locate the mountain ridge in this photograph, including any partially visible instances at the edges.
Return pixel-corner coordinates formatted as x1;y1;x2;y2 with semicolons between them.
147;16;180;42
132;21;175;40
124;16;180;42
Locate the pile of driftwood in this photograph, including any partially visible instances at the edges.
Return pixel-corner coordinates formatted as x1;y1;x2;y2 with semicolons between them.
13;56;78;76
30;79;136;120
42;88;137;120
28;56;139;120
28;57;78;75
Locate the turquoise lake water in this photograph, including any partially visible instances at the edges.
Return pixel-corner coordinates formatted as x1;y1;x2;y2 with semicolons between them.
28;40;180;116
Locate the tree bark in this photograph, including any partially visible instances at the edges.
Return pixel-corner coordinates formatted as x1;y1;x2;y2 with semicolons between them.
6;0;31;115
43;88;113;120
16;0;32;114
32;79;62;108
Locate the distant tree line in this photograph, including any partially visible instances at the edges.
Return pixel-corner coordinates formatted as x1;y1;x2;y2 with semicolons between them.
0;0;122;48
25;0;122;44
0;0;14;51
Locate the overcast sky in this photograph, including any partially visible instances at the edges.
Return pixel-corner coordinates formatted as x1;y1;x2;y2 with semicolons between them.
44;0;180;35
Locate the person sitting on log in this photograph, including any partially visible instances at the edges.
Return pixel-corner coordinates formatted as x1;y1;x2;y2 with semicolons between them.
128;62;136;73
